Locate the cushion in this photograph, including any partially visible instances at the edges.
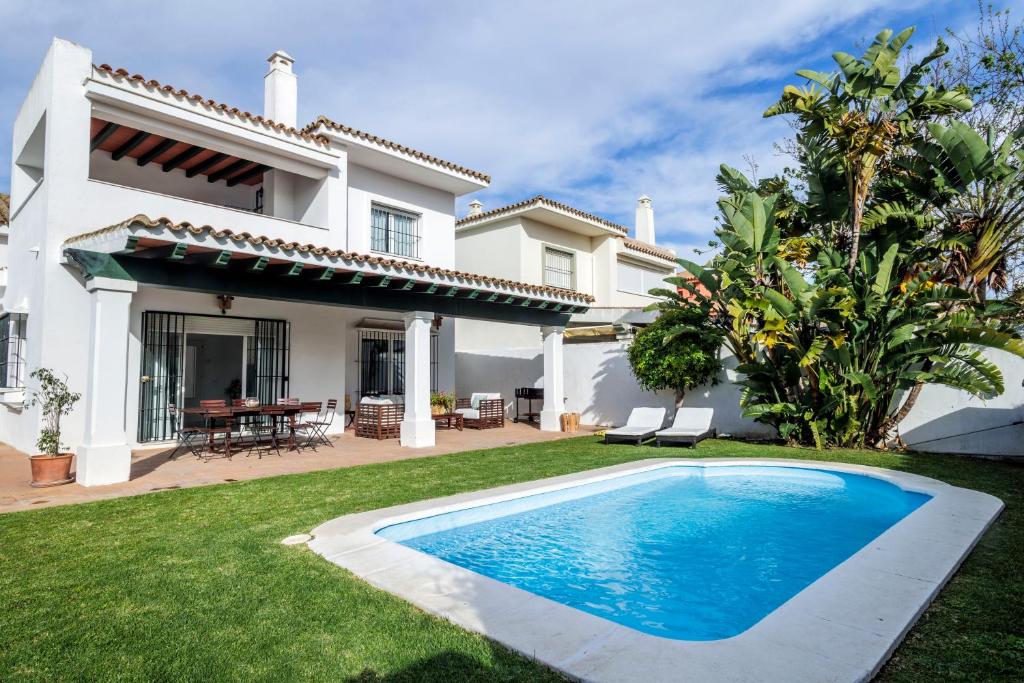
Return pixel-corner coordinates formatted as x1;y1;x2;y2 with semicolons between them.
607;426;657;436
455;408;480;420
656;427;707;437
669;407;714;431
470;392;500;409
624;407;667;429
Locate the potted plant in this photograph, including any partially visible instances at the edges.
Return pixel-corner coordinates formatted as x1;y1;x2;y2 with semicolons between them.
430;391;455;416
27;368;81;487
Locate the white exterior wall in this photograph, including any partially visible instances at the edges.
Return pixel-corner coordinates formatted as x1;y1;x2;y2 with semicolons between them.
89;151;259;212
899;348;1024;457
126;288;358;448
1;39;96;454
455;340;774;437
0;39;480;457
347;164;457;268
519;218;596;296
454;216;674;355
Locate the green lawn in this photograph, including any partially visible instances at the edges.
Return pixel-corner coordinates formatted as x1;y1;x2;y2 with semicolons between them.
0;437;1021;682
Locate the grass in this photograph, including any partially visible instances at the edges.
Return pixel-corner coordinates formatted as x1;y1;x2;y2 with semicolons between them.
0;437;1021;682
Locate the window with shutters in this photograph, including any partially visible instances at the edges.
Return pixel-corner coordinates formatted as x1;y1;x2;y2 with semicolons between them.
543;247;575;289
617;259;667;296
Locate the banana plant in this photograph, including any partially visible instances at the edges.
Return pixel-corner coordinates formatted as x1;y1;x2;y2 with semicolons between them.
914;120;1024;300
765;27;972;276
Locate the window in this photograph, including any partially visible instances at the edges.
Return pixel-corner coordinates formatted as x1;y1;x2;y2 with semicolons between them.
544;247;575;289
0;313;27;389
358;329;438;396
371;204;420;258
617;260;667;296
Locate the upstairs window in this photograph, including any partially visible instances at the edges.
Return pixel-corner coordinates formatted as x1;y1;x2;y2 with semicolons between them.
544;247;575;289
0;313;27;389
371;204;420;259
617;259;667;296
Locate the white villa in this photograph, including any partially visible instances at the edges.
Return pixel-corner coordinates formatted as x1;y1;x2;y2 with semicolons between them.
0;39;592;486
452;193;680;427
454;194;678;349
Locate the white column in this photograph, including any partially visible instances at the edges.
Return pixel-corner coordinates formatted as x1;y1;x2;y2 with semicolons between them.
76;277;137;486
540;325;566;431
400;311;435;448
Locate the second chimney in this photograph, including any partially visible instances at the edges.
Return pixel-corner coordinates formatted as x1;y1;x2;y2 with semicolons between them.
264;50;297;127
635;195;655;244
468;199;484;216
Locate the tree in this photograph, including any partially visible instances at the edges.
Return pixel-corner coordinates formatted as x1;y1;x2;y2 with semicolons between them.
763;28;972;275
651;26;1024;449
934;3;1024;294
27;368;81;455
627;309;722;409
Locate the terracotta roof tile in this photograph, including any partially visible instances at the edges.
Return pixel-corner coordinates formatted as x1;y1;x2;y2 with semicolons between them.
304;115;490;184
64;215;594;304
456;195;629;234
93;64;330;147
622;237;677;262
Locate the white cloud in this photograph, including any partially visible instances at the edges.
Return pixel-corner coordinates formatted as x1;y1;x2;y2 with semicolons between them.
0;0;966;251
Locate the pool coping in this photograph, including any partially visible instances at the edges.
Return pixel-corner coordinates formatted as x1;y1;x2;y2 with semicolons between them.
308;459;1004;682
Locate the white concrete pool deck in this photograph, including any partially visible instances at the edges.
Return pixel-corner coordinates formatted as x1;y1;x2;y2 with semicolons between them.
308;458;1003;683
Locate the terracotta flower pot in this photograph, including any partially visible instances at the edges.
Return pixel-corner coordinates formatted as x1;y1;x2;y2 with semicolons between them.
431;404;445;416
29;453;75;488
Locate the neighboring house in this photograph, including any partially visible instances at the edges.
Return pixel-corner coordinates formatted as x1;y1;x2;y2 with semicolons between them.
0;192;8;296
453;195;681;425
454;194;678;348
0;38;589;485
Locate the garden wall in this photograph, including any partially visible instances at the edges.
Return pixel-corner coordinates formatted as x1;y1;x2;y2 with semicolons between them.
899;348;1024;457
457;341;1024;457
455;341;775;438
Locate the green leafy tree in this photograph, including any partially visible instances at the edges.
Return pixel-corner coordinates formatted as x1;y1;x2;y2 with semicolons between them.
627;309;722;409
652;26;1024;448
27;368;81;455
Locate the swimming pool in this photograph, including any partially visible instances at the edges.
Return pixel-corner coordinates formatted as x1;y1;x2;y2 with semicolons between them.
377;465;930;640
310;459;1002;682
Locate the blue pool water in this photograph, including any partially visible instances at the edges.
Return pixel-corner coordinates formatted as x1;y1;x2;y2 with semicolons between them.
378;466;930;640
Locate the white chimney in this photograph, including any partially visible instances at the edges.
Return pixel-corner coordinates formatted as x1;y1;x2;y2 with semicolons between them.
635;195;655;244
264;50;297;127
468;199;483;216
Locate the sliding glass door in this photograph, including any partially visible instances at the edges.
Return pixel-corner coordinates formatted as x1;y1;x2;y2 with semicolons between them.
138;312;290;443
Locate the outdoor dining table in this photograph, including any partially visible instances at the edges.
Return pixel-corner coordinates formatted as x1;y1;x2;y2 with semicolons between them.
181;404;304;457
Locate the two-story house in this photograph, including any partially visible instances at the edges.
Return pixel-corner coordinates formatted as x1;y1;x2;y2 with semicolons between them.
453;194;678;424
0;39;589;485
454;194;677;347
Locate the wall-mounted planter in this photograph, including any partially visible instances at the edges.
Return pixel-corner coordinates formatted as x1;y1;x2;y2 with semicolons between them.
29;453;74;488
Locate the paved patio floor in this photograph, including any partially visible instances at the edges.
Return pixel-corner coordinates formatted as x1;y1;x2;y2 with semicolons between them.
0;423;601;514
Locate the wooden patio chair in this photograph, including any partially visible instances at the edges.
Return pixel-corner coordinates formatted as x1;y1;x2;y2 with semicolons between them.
196;409;234;460
354;400;402;439
199;399;227;408
247;406;285;458
455;393;505;430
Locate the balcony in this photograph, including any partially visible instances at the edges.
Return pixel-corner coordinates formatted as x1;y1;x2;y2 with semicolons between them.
87;118;335;246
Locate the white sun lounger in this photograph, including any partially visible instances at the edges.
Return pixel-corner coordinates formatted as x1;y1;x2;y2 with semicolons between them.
603;407;667;445
655;407;716;447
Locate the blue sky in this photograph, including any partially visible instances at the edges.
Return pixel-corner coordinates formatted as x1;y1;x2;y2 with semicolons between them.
0;0;1016;260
